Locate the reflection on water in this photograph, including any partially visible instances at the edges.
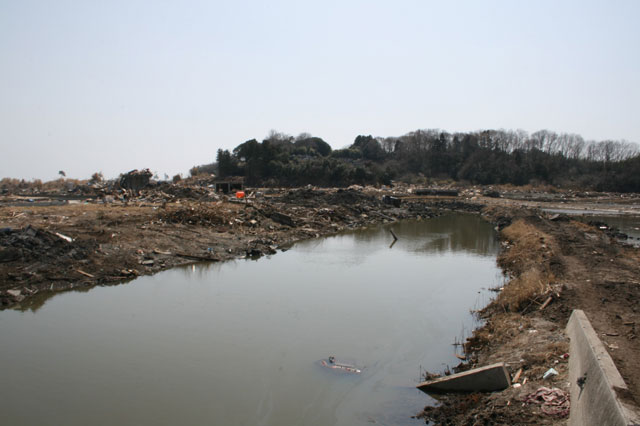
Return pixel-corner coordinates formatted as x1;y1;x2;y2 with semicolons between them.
0;214;501;426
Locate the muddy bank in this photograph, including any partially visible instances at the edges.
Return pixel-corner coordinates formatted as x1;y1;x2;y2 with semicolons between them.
1;186;482;310
418;205;640;425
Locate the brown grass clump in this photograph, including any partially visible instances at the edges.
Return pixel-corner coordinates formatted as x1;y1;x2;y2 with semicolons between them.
496;269;554;312
499;220;549;274
494;219;558;312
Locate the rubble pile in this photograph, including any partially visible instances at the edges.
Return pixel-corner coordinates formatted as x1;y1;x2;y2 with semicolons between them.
0;225;94;306
119;169;152;193
159;203;236;226
275;187;381;208
153;184;219;201
0;225;87;264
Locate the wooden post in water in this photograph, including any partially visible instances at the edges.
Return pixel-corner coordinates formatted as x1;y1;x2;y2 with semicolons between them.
389;229;398;248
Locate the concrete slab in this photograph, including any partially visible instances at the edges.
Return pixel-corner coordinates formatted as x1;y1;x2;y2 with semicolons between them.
417;362;511;394
566;309;640;426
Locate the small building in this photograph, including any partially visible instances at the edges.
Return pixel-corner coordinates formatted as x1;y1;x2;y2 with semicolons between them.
213;177;244;194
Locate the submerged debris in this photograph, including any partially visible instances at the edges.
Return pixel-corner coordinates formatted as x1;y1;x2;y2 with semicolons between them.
320;356;362;374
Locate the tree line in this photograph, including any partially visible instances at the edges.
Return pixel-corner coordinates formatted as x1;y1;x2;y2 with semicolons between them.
190;129;640;192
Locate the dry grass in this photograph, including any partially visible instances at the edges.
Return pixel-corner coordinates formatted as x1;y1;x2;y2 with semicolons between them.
497;268;553;312
499;220;549;273
494;219;558;312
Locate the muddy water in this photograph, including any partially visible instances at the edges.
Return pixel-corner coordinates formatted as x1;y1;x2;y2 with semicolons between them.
544;208;640;246
0;214;501;426
586;214;640;246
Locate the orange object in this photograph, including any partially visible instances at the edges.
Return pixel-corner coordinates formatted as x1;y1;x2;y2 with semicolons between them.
236;191;245;199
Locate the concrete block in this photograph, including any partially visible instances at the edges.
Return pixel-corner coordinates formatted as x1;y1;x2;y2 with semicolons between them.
417;362;511;394
566;309;640;426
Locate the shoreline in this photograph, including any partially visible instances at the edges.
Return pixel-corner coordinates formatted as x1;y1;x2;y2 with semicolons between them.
2;184;640;424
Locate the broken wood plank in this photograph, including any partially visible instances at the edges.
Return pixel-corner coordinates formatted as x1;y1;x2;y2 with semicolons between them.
539;296;553;310
54;232;73;242
269;211;295;227
77;269;95;278
174;252;220;262
512;368;523;383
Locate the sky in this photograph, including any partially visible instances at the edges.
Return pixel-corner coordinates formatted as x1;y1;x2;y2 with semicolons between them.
1;0;639;181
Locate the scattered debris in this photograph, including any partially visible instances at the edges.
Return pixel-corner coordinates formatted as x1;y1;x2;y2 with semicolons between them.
539;296;553;310
414;188;459;197
523;387;570;417
269;211;295;227
7;289;21;297
382;195;401;207
320;356;362;374
417;362;511;393
119;169;153;193
512;367;523;383
54;232;73;243
77;269;94;278
542;368;559;380
174;252;220;262
2;179;640;424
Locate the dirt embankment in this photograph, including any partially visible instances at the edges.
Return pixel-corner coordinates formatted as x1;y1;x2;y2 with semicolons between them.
418;205;640;425
2;182;640;425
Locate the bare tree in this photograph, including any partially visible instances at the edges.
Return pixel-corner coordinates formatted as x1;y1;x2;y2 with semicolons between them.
265;129;293;143
295;132;313;141
380;137;397;153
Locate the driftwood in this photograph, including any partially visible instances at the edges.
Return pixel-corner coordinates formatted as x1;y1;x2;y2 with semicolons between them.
76;269;95;278
174;252;220;262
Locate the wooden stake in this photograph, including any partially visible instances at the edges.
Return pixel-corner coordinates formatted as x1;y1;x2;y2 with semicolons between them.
539;296;553;310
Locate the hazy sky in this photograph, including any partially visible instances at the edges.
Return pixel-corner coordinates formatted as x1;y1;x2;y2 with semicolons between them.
1;0;639;181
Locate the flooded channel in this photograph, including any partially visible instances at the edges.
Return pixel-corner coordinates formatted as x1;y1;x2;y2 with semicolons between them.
0;214;501;426
544;208;640;246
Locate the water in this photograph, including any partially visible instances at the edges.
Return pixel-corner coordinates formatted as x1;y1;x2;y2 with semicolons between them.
587;215;640;246
0;214;501;426
544;208;640;246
